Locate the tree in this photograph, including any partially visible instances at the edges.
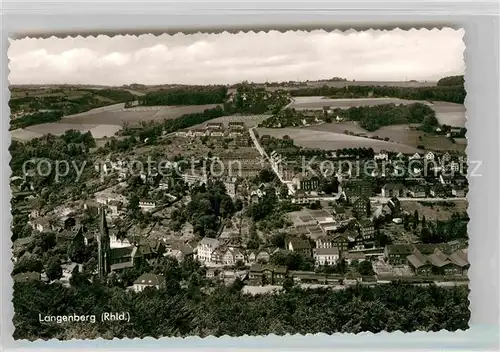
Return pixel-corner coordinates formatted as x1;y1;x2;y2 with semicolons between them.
283;277;294;291
358;260;375;276
12;255;44;275
45;258;63;281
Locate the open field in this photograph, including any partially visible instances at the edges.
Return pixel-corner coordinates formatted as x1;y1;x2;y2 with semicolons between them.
432;101;466;127
289;97;466;128
304;80;438;88
401;200;468;221
62;104;219;126
11;123;122;141
289;97;430;110
306;124;466;153
256;127;421;153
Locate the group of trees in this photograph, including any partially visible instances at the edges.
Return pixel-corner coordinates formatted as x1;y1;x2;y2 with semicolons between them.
260;102;438;132
138;86;228;106
333;102;438;132
171;181;236;237
419;212;469;244
224;83;291;114
10;110;64;130
289;75;466;104
13;278;470;340
10;88;136;128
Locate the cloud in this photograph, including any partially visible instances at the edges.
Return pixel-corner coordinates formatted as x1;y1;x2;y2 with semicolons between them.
8;29;465;85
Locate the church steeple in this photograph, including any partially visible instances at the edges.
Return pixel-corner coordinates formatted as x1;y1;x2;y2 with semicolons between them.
97;206;111;278
99;205;109;238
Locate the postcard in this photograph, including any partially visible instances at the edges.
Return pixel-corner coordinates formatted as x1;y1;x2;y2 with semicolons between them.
9;29;469;340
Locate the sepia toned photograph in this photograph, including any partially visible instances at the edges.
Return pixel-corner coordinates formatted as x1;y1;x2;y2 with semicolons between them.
9;29;469;340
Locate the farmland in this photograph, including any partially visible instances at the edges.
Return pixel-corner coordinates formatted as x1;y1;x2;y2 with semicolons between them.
61;104;219;126
11;123;122;142
10;104;220;141
289;97;430;110
256;127;421;153
304;123;466;153
288;96;466;128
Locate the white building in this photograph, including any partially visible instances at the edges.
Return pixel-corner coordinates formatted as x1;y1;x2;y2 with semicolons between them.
313;247;340;266
196;238;221;263
139;201;156;212
424;151;435;161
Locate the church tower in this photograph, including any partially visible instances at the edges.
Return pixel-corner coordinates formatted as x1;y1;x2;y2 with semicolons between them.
97;206;111;278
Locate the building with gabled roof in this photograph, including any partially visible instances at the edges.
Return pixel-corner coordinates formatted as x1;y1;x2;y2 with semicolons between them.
133;273;166;292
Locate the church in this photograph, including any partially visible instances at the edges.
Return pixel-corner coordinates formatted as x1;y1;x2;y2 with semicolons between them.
97;207;165;277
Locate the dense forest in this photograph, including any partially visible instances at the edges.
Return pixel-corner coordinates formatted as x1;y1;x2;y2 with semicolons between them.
10;110;64;130
13;278;469;340
138;86;228;106
336;102;438;131
437;75;465;87
289;76;465;104
10;88;136;130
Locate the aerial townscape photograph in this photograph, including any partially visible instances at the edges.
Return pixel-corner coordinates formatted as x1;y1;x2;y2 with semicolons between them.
9;29;470;340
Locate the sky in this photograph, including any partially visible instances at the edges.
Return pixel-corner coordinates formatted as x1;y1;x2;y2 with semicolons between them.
8;29;465;86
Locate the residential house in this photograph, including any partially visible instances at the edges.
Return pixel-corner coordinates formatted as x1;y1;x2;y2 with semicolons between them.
357;218;375;241
449;161;461;172
407;185;426;198
165;243;194;262
292;174;320;191
424;151;435;161
13;271;41;283
429;185;450;198
209;128;225;137
409;153;422;160
384;244;415;265
56;224;86;247
132;273;166;292
221;248;245;266
255;249;271;263
451;185;467;197
374;150;389;161
206;122;224;130
313;247;340;266
441;152;452;164
353;197;371;218
228;121;245;130
381;183;405;198
248;263;288;285
343;251;367;265
286;238;312;257
343;180;373;202
196;238;221;263
139;201;156;212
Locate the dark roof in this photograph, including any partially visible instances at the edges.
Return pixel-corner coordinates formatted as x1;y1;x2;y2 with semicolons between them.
386;244;414;256
313;247;339;256
110;262;134;271
133;273;166;286
13;271;41;282
357;218;373;228
288;238;311;250
250;263;287;274
110;246;136;260
383;183;404;190
14;236;34;246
